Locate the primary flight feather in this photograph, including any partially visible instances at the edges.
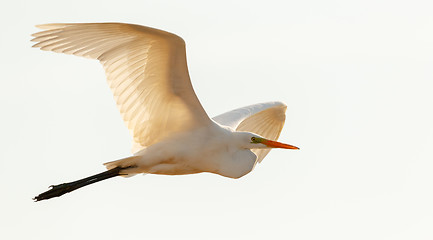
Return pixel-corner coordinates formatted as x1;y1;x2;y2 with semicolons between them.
32;23;299;201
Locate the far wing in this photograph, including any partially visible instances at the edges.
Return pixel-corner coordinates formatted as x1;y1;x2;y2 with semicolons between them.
32;23;211;153
212;101;287;163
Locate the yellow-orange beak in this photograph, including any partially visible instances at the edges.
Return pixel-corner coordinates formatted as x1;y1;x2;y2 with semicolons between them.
262;139;299;149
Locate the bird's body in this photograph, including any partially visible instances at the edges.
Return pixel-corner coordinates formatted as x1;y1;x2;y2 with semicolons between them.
31;23;298;201
115;123;256;178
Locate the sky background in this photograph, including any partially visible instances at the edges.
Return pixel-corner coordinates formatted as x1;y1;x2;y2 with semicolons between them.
1;0;433;239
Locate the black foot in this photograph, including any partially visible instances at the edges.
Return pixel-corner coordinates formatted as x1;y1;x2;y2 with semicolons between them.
33;182;79;201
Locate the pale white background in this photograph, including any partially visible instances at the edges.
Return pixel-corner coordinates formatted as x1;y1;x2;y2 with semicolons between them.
1;0;432;239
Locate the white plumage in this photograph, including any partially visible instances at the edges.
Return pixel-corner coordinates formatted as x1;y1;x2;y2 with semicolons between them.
32;23;298;201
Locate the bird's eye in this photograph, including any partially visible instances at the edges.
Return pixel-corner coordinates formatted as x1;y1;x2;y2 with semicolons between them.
251;137;256;142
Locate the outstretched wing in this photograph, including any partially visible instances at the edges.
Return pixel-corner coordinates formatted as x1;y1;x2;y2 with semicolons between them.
32;23;211;152
212;101;287;163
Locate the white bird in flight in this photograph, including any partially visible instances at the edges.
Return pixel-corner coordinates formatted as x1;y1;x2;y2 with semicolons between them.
32;23;299;201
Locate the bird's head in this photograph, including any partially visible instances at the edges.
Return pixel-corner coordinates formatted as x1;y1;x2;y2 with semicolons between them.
238;132;299;150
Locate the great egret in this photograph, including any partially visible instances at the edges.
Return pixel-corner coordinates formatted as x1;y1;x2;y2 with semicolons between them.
32;23;299;201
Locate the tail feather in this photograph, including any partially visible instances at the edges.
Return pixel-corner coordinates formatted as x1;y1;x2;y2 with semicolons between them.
104;156;142;177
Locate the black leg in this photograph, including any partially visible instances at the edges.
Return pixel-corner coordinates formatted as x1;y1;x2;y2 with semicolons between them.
33;167;127;201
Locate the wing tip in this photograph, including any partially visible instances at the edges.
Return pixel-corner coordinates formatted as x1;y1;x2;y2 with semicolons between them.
31;23;70;38
262;101;287;114
273;101;287;108
35;23;64;30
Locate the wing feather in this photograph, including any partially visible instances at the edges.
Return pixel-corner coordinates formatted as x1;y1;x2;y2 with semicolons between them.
32;23;210;153
213;101;287;163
